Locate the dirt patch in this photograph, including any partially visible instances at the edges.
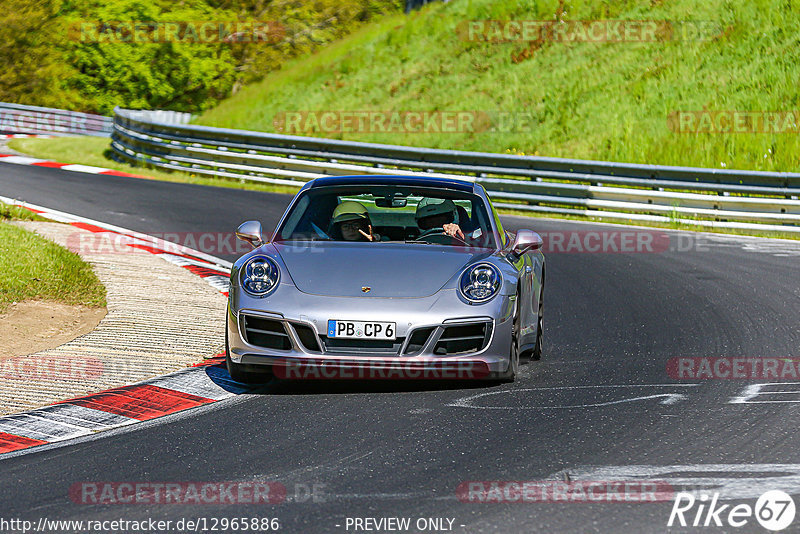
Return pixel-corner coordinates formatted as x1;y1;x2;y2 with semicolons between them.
0;300;106;359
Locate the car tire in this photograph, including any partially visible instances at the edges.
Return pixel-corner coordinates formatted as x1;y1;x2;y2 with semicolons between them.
225;323;273;385
530;286;543;361
501;298;520;382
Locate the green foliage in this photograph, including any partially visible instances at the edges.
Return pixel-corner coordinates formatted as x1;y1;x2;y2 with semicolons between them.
0;0;81;109
220;0;404;94
196;0;800;172
0;0;401;114
60;0;238;113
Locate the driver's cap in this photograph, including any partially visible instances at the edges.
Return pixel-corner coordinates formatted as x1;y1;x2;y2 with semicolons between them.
332;201;369;224
415;198;457;221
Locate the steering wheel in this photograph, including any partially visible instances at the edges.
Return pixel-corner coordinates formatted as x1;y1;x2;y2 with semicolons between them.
414;227;469;246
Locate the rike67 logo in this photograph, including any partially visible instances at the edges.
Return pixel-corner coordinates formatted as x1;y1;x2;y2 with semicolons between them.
668;490;796;531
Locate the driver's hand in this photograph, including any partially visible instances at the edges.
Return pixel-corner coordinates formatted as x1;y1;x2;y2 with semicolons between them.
358;224;376;242
443;223;465;239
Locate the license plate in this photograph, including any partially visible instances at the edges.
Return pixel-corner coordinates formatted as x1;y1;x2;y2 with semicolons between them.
327;320;396;340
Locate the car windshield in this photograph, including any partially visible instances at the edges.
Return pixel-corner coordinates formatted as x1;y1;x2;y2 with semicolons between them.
275;184;497;249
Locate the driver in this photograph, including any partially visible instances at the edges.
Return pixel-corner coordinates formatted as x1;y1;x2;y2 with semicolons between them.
330;201;380;242
414;198;465;239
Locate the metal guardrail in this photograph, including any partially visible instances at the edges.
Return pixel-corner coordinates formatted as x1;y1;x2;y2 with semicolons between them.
0;103;192;137
0;102;113;137
117;109;193;126
111;106;800;233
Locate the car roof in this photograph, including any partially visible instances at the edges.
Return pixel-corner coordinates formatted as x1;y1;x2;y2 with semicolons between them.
308;175;475;192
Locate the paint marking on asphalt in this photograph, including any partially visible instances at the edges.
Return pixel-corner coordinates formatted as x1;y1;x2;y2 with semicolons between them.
729;383;800;404
547;464;800;500
146;367;237;401
0;155;47;165
0;415;94;442
97;169;144;177
447;384;701;410
59;164;111;174
30;161;67;168
0;432;48;454
0;362;255;457
62;385;215;421
27;404;138;429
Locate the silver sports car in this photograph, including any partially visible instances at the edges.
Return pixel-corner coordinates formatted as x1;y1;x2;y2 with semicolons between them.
226;175;545;383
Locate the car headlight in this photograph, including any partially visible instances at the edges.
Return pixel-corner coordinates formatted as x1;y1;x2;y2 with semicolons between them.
240;256;280;297
459;263;502;303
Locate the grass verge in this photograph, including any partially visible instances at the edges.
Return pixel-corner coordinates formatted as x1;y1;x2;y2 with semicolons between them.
194;0;800;173
0;202;47;222
0;202;107;312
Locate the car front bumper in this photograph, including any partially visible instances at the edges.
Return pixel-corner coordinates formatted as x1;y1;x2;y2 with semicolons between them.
227;286;515;378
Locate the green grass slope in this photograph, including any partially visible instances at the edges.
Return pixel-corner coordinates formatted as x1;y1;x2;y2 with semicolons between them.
0;204;106;311
195;0;800;172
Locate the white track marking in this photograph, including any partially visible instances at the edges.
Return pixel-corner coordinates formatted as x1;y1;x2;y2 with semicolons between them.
0;415;91;441
59;164;108;174
549;464;800;500
0;156;47;164
447;384;700;410
147;368;236;401
729;383;800;404
29;404;137;428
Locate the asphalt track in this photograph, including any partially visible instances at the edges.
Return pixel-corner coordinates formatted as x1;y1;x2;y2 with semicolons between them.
1;160;800;533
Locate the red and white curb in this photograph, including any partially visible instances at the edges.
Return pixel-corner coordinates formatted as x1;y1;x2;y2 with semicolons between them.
0;197;245;456
0;357;253;454
0;154;146;178
0;134;55;139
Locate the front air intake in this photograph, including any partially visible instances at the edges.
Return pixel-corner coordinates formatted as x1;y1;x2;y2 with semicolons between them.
242;315;291;350
434;322;492;355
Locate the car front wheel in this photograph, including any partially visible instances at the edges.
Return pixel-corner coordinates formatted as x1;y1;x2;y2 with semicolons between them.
225;326;273;384
530;286;543;361
500;298;520;382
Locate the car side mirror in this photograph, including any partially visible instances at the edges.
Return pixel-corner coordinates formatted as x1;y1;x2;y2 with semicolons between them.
508;229;543;261
236;220;264;249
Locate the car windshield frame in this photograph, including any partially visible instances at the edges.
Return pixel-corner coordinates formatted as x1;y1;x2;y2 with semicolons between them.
273;183;498;250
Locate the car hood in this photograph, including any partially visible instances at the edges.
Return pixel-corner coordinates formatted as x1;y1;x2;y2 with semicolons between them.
275;242;492;298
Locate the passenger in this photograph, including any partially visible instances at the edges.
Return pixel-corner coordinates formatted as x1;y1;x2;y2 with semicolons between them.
330;201;380;242
414;198;465;239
